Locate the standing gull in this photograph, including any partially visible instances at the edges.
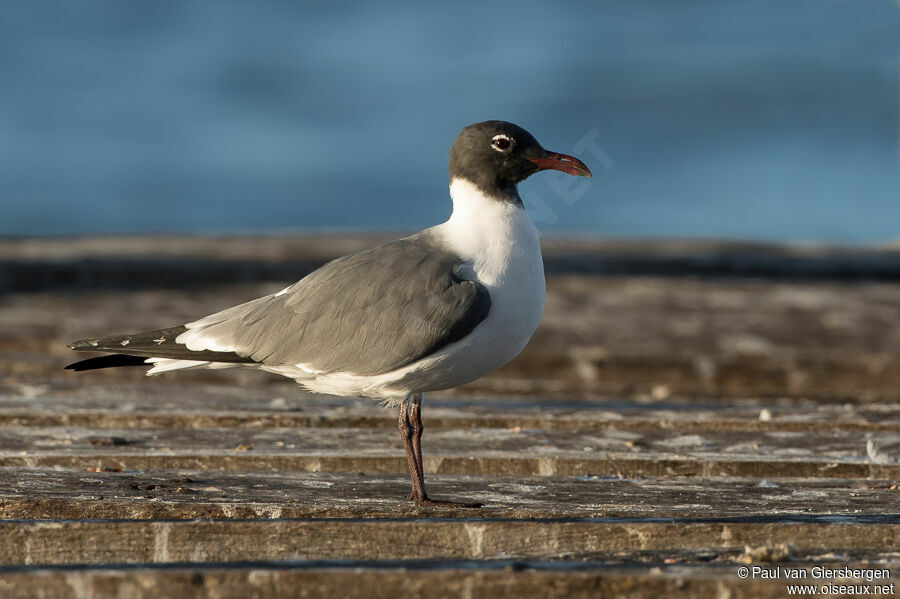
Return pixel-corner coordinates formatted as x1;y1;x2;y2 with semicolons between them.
66;120;592;506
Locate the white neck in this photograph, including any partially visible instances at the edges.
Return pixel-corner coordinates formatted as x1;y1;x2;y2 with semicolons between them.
448;177;520;215
446;177;526;230
436;177;541;287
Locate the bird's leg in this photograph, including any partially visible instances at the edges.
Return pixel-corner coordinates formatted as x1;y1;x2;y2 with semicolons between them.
409;391;426;497
398;392;482;508
399;395;427;502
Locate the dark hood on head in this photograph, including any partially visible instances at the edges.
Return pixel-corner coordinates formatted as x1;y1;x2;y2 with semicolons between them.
448;120;591;200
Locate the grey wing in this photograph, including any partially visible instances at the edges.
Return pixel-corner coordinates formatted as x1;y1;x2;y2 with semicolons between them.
176;234;491;376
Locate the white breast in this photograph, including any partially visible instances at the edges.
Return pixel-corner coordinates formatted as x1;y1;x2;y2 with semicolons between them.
437;177;546;340
423;178;547;385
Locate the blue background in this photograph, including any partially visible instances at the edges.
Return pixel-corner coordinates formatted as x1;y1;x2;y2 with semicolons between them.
1;1;897;242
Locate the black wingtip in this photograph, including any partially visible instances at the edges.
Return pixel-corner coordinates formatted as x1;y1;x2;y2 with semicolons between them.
65;354;149;372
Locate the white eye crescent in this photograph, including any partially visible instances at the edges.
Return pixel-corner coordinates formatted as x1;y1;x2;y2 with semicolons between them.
491;134;513;152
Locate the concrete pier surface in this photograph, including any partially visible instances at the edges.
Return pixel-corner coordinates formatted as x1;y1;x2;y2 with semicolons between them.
1;235;898;598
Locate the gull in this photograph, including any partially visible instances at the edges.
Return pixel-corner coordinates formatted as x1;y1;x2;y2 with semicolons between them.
67;120;592;506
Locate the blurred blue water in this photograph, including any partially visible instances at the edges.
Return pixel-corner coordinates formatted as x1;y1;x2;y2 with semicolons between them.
1;0;897;242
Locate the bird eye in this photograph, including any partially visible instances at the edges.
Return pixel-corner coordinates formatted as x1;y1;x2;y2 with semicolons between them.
491;134;513;152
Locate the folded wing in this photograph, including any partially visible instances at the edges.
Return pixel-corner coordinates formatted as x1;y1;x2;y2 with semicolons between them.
68;233;492;377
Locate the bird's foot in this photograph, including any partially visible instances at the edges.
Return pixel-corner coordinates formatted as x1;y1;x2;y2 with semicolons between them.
408;493;482;508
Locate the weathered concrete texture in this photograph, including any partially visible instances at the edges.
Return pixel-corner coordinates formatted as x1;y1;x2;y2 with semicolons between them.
2;392;900;479
1;422;895;458
3;391;900;481
2;429;900;479
4;453;900;480
2;469;899;521
3;519;900;565
3;383;900;431
0;564;880;599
